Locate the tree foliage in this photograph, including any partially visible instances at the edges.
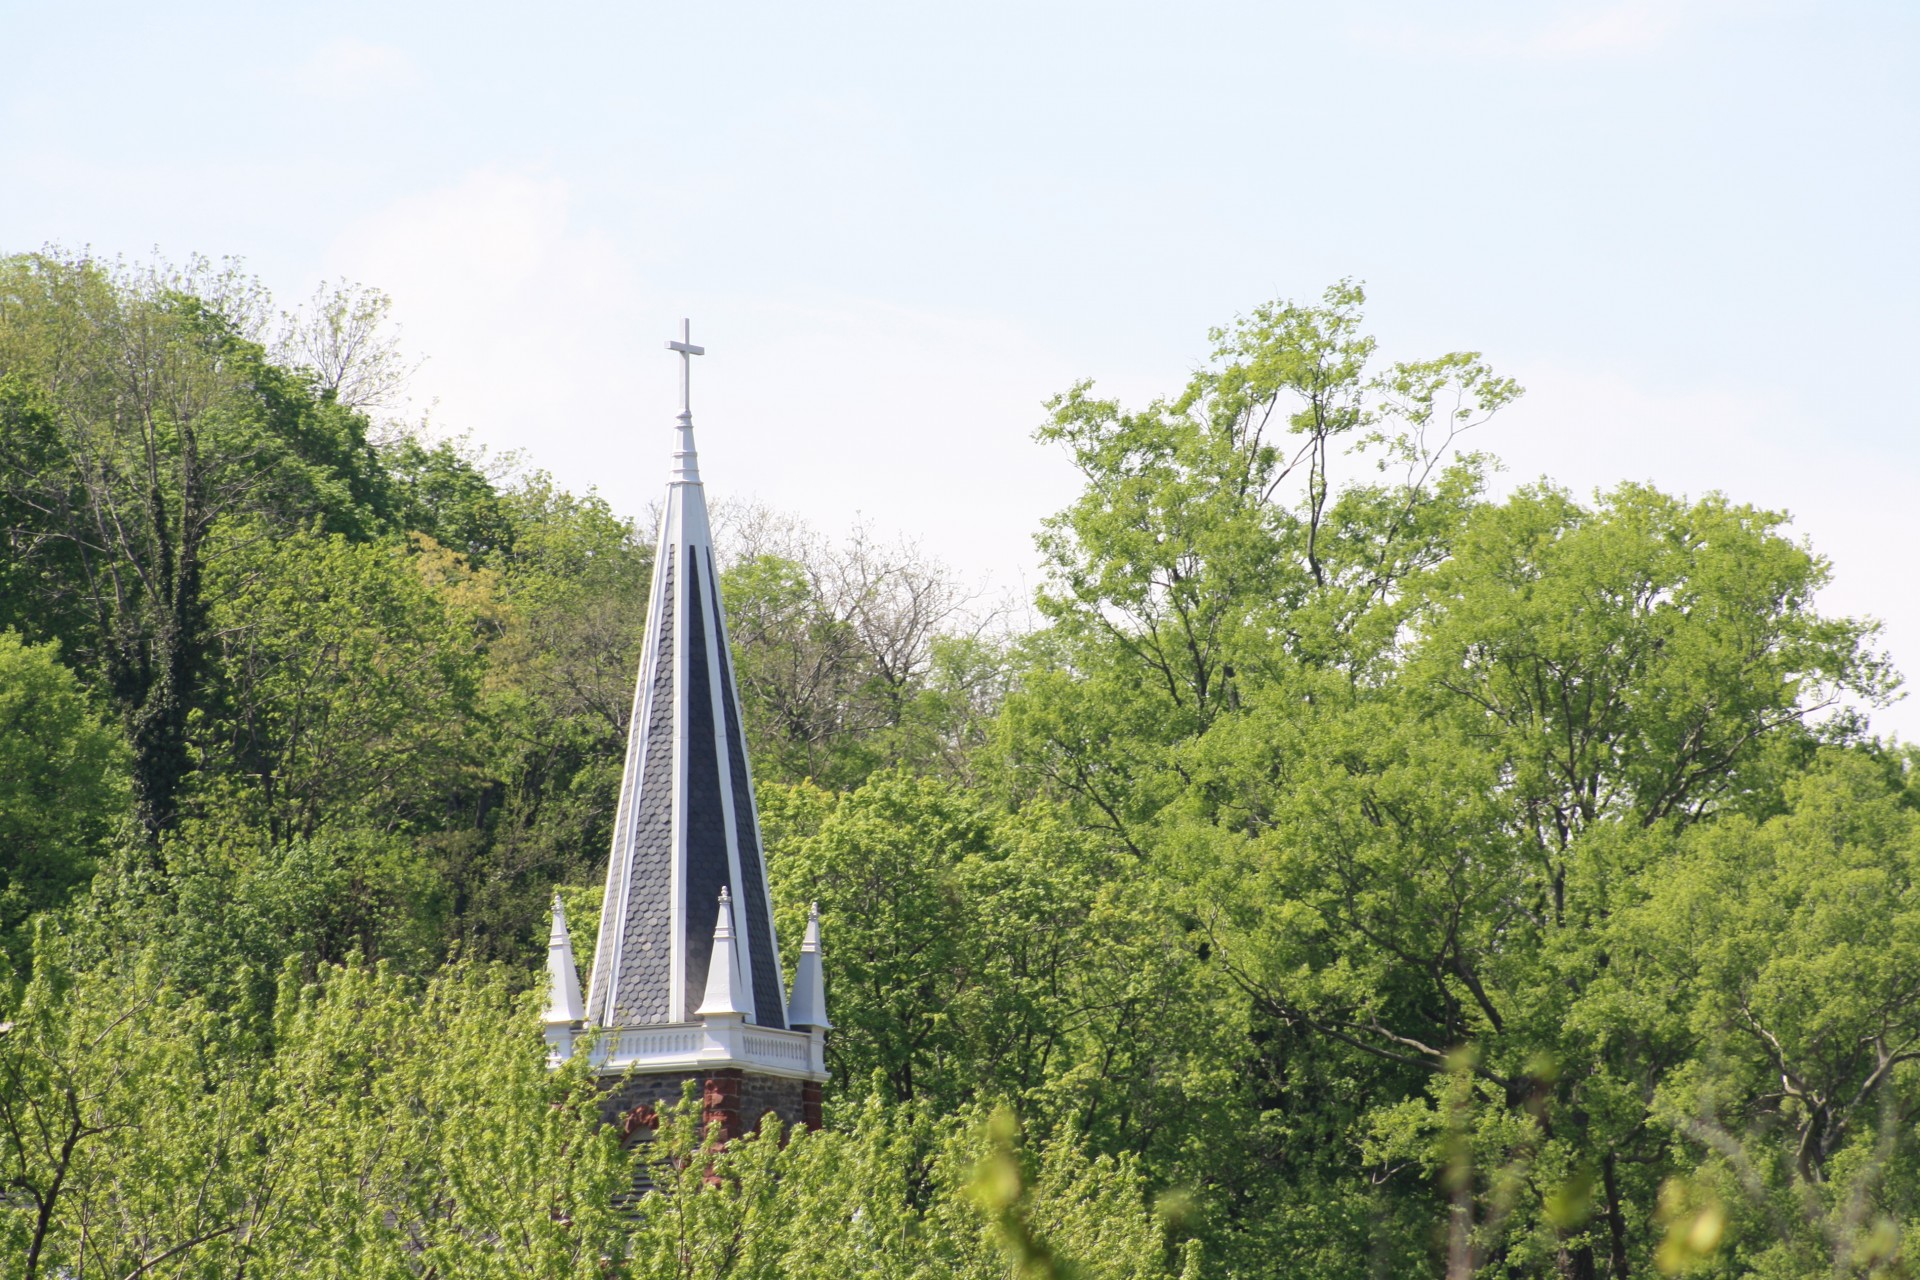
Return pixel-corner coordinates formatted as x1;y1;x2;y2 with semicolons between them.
0;632;125;958
1;258;1913;1277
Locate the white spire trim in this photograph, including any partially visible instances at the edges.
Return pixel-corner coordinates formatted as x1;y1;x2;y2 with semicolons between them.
787;902;832;1030
665;485;692;1023
544;893;585;1025
543;893;586;1066
696;888;749;1020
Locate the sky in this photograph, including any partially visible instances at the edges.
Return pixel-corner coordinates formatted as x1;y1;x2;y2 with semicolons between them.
4;0;1917;733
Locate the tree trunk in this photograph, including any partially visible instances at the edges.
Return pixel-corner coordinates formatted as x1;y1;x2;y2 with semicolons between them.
1558;1240;1598;1280
127;592;200;838
1602;1152;1631;1277
121;424;207;840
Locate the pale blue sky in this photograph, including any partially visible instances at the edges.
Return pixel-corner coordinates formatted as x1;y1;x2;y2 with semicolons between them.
6;1;1917;732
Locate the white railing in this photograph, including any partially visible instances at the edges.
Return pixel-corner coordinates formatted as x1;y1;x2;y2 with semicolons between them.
616;1029;701;1058
742;1032;811;1065
548;1018;826;1081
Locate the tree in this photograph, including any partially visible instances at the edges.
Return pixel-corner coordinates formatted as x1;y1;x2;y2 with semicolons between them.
0;252;395;836
0;939;637;1278
1031;281;1516;736
458;473;655;959
0;632;126;954
1174;486;1891;1274
273;279;417;416
1002;290;1895;1275
1633;750;1920;1186
381;435;516;565
624;1087;1180;1280
761;768;1211;1170
198;523;490;840
9;263;1918;1277
1010;283;1516;860
0;940;273;1280
714;504;1002;788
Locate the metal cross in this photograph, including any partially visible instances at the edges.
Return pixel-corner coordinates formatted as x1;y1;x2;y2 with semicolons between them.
665;318;705;418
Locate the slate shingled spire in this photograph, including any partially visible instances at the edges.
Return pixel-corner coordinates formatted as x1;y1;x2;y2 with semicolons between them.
584;321;789;1031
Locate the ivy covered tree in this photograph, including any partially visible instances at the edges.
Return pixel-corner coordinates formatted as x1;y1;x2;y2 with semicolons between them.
0;254;396;836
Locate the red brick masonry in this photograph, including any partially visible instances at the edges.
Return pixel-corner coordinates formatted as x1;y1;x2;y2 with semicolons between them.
601;1069;816;1146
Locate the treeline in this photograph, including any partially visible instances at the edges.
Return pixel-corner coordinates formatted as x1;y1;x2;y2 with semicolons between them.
1;253;1916;1278
0;252;996;966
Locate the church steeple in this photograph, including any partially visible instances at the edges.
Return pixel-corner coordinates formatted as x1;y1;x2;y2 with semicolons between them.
553;324;827;1140
584;319;790;1031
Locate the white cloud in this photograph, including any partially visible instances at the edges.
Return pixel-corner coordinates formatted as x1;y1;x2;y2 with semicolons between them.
288;39;421;99
1351;2;1692;61
1522;3;1678;55
321;166;651;460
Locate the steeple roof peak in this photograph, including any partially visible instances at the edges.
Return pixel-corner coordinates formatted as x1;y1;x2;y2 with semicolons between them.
584;321;789;1033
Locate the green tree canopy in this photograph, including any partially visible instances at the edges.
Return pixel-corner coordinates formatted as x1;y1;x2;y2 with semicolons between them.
0;631;126;955
3;264;1914;1278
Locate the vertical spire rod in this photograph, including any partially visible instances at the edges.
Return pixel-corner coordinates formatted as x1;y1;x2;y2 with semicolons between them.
666;318;705;483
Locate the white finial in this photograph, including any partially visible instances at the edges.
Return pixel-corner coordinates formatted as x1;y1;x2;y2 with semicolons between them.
696;887;748;1020
787;902;831;1030
543;893;585;1026
666;318;705;483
